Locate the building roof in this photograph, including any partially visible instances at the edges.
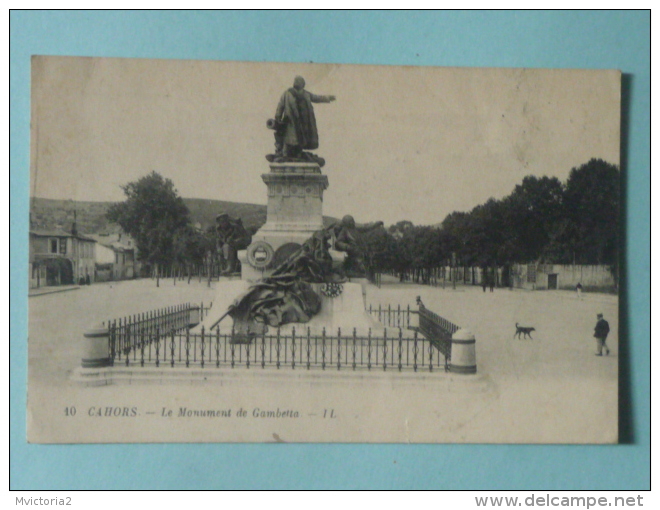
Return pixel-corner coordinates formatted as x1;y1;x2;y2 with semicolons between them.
87;233;135;251
30;228;73;238
30;229;97;243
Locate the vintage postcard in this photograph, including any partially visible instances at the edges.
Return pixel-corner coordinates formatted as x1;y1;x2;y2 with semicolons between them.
28;56;620;443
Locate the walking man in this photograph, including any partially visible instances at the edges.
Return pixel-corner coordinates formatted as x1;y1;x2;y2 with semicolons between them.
576;282;583;299
593;313;611;356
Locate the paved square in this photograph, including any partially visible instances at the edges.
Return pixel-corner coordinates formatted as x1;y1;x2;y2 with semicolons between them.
28;278;618;443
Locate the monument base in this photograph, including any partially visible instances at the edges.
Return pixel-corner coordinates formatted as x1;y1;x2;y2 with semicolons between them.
211;161;382;337
276;282;383;336
241;161;330;281
193;280;383;336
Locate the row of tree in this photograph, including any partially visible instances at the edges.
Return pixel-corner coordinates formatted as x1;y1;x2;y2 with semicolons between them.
107;159;619;285
358;159;620;282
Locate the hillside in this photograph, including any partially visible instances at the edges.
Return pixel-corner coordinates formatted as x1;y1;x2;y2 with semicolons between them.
30;197;337;235
30;198;118;234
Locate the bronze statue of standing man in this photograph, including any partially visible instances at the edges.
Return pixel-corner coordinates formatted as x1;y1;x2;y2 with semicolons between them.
267;76;335;165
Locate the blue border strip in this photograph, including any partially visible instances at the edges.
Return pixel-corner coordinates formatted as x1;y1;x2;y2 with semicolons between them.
10;10;650;490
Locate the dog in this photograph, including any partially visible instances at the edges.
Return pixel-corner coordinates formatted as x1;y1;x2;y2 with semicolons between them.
514;323;536;339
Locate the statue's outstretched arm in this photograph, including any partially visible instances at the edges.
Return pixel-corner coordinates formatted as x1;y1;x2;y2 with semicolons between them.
309;93;336;103
356;221;384;233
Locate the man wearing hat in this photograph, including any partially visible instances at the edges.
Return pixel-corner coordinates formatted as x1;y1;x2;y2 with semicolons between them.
593;313;611;356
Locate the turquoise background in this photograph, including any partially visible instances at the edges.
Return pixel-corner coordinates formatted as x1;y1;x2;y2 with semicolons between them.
10;11;650;489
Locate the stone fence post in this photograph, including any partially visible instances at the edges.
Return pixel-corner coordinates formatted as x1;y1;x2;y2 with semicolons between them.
81;324;112;368
450;328;477;374
188;305;201;328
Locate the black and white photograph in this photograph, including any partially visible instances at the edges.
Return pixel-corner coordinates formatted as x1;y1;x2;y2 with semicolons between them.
28;57;620;444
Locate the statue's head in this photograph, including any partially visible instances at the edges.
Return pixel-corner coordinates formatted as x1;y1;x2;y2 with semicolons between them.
216;213;230;227
341;215;356;229
293;76;306;90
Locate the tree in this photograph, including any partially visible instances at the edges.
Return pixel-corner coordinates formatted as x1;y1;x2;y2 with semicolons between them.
388;220;414;238
501;175;565;263
562;159;620;265
107;171;191;285
441;211;471;262
358;227;397;282
172;225;213;282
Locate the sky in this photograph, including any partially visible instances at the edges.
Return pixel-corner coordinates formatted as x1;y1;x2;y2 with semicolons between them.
30;57;621;226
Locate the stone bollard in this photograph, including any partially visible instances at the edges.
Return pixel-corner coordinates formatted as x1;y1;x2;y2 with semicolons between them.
450;328;477;374
188;306;201;328
81;324;112;368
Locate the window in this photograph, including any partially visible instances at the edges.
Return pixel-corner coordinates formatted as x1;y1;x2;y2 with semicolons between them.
527;264;536;283
49;239;58;254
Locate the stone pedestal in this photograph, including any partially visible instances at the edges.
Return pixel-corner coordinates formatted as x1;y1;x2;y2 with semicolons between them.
240;162;330;281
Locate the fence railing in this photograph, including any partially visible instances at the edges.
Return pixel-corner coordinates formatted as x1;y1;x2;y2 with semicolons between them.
367;304;414;330
417;304;459;362
109;324;448;372
106;302;209;363
102;302;460;373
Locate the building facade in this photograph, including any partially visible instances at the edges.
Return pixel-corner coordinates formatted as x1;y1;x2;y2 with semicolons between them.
29;229;97;288
510;263;616;292
89;233;139;282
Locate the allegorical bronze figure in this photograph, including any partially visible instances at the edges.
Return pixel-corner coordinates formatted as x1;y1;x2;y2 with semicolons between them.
331;215;384;276
226;216;384;340
215;213;251;275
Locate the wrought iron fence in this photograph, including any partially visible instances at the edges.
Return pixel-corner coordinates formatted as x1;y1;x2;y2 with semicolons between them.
106;303;209;362
417;304;459;361
109;324;447;372
102;301;460;373
367;303;415;329
367;303;459;367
